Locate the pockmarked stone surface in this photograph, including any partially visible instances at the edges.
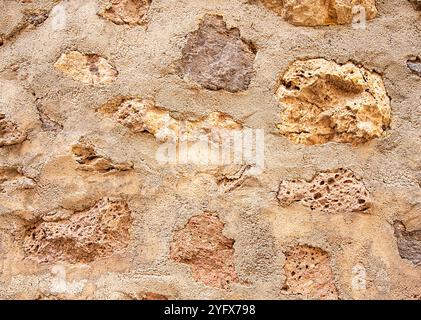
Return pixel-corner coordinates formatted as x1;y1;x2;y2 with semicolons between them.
54;51;118;85
394;221;421;265
276;59;391;145
0;114;27;147
98;97;243;143
72;138;134;173
97;0;151;25
255;0;377;26
407;58;421;77
23;198;132;263
277;169;371;214
170;213;238;289
180;14;256;93
281;245;338;300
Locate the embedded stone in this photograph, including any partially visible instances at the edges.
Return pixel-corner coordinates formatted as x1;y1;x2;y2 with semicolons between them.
255;0;378;26
0;114;27;147
170;213;238;289
407;58;421;77
276;59;391;145
394;221;421;265
98;97;242;143
72;138;133;173
23;198;132;263
180;14;256;93
277;168;371;214
98;0;151;25
282;245;338;299
54;51;118;85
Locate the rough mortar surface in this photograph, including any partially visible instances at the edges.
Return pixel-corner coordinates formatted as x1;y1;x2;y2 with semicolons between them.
0;0;420;300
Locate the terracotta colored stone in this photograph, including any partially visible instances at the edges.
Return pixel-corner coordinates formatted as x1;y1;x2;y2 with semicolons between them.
170;213;238;289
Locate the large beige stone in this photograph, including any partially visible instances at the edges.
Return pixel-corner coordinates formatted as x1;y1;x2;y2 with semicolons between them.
98;97;242;144
276;59;391;145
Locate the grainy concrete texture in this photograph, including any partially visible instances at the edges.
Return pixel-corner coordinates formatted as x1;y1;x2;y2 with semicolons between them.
0;0;420;300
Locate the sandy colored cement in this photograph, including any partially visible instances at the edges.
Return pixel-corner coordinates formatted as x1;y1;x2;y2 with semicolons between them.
0;0;420;300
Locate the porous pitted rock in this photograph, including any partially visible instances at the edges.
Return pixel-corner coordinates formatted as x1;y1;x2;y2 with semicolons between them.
284;0;377;26
409;0;421;10
281;245;338;300
0;114;27;147
393;221;421;265
72;138;133;173
54;51;118;85
407;58;421;77
170;213;238;289
97;0;151;25
277;168;371;214
276;59;391;145
179;14;256;93
23;198;132;263
98;97;242;143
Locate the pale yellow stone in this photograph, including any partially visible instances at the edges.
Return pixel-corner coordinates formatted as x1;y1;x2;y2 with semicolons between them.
54;51;118;85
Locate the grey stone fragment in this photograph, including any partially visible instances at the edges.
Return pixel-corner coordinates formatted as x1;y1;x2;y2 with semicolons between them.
407;58;421;76
394;221;421;265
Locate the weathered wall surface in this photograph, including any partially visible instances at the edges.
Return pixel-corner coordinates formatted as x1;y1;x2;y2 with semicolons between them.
0;0;420;300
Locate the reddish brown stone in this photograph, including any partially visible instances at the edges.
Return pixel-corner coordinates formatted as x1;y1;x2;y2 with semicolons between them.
170;213;238;289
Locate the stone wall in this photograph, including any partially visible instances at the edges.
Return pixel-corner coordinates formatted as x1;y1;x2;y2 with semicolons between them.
0;0;420;300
